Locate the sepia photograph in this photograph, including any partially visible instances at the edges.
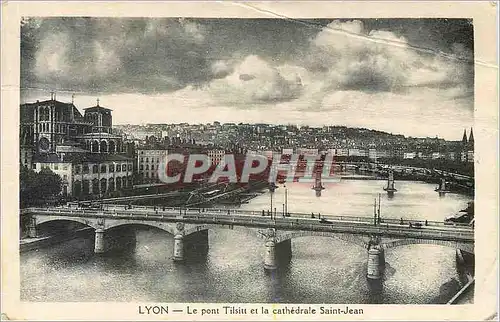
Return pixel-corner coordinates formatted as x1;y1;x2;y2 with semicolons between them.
2;1;498;321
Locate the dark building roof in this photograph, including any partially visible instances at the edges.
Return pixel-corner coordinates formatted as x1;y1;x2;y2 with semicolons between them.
20;99;85;123
84;106;112;112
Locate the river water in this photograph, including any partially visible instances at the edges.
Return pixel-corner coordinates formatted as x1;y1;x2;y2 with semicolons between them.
21;180;473;303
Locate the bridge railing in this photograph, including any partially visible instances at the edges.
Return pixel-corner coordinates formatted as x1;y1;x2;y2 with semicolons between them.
22;206;471;228
25;207;474;242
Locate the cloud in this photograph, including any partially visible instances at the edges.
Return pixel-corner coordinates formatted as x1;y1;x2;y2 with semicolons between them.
302;20;472;99
208;55;303;104
22;18;473;100
211;60;234;78
22;18;216;93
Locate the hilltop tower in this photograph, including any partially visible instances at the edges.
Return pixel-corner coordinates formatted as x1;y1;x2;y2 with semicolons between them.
468;128;474;148
460;129;469;162
462;129;468;145
467;128;474;163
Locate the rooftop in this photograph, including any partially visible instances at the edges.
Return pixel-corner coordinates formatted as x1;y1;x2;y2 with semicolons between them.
84;105;112;112
21;99;74;108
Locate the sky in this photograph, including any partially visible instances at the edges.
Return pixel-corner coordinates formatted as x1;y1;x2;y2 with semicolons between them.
20;18;474;140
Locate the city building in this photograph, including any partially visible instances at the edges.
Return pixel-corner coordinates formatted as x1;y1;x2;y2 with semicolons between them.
20;95;134;198
136;148;169;183
33;154;133;197
206;148;226;165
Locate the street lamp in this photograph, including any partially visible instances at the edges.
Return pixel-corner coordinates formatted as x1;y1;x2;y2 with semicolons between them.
285;185;288;216
270;189;273;219
378;193;381;224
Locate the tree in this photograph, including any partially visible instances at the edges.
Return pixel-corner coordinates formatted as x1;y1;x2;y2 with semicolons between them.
37;168;62;199
19;167;62;207
19;167;38;207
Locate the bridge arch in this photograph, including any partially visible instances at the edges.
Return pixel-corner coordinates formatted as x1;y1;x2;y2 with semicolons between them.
273;231;369;249
381;239;474;253
104;220;177;236
34;216;98;230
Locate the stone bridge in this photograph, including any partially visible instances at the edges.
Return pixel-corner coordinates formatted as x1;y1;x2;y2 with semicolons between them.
23;206;474;285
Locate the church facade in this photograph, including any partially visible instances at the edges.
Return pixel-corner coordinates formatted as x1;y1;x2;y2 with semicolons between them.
20;94;134;198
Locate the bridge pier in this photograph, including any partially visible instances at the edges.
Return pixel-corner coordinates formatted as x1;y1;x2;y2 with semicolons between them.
94;228;106;254
264;240;277;270
367;244;385;280
173;235;185;262
264;239;292;271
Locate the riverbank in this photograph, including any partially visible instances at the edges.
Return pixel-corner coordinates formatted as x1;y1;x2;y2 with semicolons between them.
20;227;94;253
447;278;474;304
446;249;475;304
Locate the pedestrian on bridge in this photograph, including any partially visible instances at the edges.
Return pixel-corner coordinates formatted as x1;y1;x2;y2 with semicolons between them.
400;217;404;225
425;220;428;226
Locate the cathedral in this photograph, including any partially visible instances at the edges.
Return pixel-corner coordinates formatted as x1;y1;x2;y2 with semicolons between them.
20;94;133;198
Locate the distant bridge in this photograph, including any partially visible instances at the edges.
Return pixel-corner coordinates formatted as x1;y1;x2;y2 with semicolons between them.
297;161;473;181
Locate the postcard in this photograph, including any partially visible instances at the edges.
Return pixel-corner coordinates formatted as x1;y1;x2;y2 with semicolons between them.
1;1;498;321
